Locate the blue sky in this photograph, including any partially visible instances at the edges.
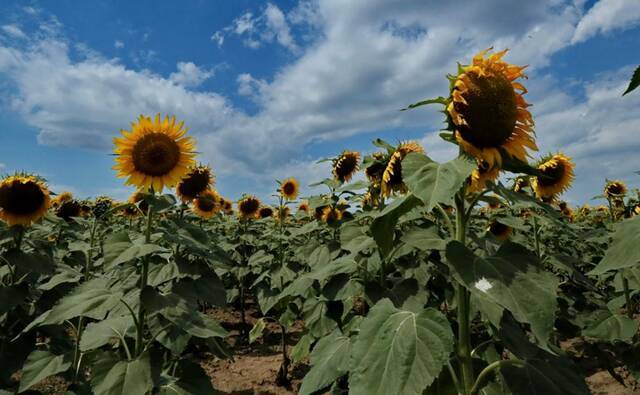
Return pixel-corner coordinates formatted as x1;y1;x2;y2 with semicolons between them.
0;0;639;205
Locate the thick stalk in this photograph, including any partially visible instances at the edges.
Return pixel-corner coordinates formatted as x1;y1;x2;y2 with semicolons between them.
454;193;474;394
135;204;153;356
276;324;290;385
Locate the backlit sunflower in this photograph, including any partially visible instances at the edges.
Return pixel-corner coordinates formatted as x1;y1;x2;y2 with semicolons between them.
113;114;196;192
381;141;424;197
258;206;274;219
221;198;234;215
192;189;221;219
487;221;511;241
333;151;361;183
56;199;82;221
604;180;627;199
298;200;310;215
0;174;50;226
448;49;537;167
238;196;261;219
279;178;299;201
467;161;500;194
531;153;575;199
176;165;214;203
321;206;343;225
52;191;74;208
365;152;387;184
129;190;149;214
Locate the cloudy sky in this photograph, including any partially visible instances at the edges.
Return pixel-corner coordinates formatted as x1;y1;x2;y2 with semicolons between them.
0;0;638;205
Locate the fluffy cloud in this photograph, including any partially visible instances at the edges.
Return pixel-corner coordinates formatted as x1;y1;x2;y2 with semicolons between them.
2;24;26;39
169;61;215;87
572;0;640;43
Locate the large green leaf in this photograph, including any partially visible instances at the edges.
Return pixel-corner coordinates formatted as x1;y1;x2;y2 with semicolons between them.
581;309;639;342
371;194;422;258
402;153;475;209
18;350;71;393
0;283;29;315
299;330;351;395
623;65;640;95
446;241;557;344
349;299;453;395
80;315;134;351
91;352;154;395
157;360;215;395
589;216;640;275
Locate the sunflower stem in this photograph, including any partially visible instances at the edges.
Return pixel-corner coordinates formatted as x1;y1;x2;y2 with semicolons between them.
532;215;541;259
135;198;153;357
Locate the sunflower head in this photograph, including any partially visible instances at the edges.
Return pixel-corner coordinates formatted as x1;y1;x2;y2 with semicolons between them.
238;195;261;219
277;205;291;222
364;152;387;184
80;203;93;217
258;206;274;219
531;153;575;199
221;198;234;215
487;221;511;241
0;174;50;227
633;204;640;217
448;49;537;167
176;164;214;203
381;141;424;197
513;177;530;194
56;199;82;221
467;161;500;194
279;178;300;201
333;151;361;183
298;200;310;215
52;191;74;208
604;180;627;199
129;190;149;214
561;206;575;222
113;114;196;192
192;189;221;219
321;206;343;226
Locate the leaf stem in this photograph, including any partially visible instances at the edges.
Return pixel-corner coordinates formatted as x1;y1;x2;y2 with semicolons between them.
135;198;154;356
469;359;526;395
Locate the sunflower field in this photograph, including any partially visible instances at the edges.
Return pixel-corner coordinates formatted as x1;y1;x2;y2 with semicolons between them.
1;50;639;395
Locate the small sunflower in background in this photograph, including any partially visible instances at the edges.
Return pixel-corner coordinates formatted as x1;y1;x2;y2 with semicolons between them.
258;206;274;219
448;49;536;167
321;206;343;225
56;198;82;221
129;190;149;214
51;191;74;208
176;164;214;203
238;195;261;219
364;152;387;184
513;177;530;194
633;204;640;217
113;114;196;192
531;153;575;199
333;151;361;183
467;161;500;194
192;189;221;219
487;221;512;241
297;200;310;215
0;174;51;227
314;205;327;220
604;180;627;199
279;178;300;201
381;141;424;197
221;198;234;215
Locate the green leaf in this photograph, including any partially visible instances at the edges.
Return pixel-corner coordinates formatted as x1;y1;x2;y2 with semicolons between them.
91;352;154;395
371;194;422;258
582;310;639;342
299;330;351;395
157;360;215;395
290;333;313;364
400;96;448;111
589;216;640;275
349;299;454;395
107;243;167;268
623;65;640;95
18;350;71;393
80;315;134;351
403;153;475;210
249;318;266;344
0;283;29;315
446;241;558;344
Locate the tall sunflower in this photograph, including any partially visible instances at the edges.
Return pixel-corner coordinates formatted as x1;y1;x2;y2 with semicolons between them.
238;196;261;219
448;49;537;167
467;161;500;194
0;175;50;226
176;164;214;203
604;180;627;199
381;141;424;197
192;189;221;219
333;151;361;183
279;178;299;201
113;114;196;192
321;206;342;225
531;153;574;199
258;206;274;219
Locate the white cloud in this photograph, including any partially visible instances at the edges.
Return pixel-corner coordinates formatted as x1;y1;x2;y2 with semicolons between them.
210;31;224;47
114;40;124;49
2;24;27;39
237;73;267;98
169;61;214;88
572;0;640;44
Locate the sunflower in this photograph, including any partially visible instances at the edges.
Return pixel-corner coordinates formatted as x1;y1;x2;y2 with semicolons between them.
279;178;300;201
56;199;82;221
633;204;640;217
365;152;387;183
298;200;310;215
448;49;537;167
113;114;196;192
80;203;93;217
258;206;274;219
531;153;575;199
0;175;50;226
129;190;149;214
52;191;74;208
277;206;291;222
467;161;500;194
192;189;221;219
314;205;327;220
221;198;234;215
176;165;214;203
512;177;530;194
604;180;627;199
238;196;261;219
321;206;343;225
487;221;511;241
381;141;424;197
561;206;575;222
333;151;361;183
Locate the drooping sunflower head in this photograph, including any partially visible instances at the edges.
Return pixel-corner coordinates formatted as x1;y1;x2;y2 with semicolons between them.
238;195;261;219
176;164;214;202
531;153;575;199
0;174;50;227
333;151;361;183
80;202;93;217
364;152;387;184
487;221;512;241
513;177;530;194
321;206;343;225
258;206;274;219
381;141;424;197
56;199;82;221
448;49;537;167
604;180;627;199
279;178;300;201
192;189;221;219
129;190;149;214
466;161;500;194
113;114;196;192
298;200;310;215
52;191;74;208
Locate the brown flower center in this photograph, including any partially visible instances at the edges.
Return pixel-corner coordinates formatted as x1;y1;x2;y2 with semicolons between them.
197;197;217;212
259;207;274;218
132;133;181;176
177;168;211;199
0;180;46;215
282;182;296;196
537;161;564;187
240;198;260;215
335;154;358;181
